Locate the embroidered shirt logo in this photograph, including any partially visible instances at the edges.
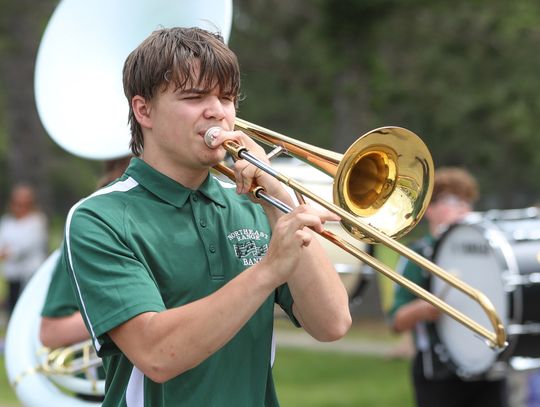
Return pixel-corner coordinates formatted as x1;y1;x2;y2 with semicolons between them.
227;229;269;266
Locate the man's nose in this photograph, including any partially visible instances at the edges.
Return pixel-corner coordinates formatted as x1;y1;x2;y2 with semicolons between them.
203;96;226;119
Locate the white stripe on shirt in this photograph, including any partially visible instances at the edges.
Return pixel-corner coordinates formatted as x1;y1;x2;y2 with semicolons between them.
126;366;145;407
65;177;139;352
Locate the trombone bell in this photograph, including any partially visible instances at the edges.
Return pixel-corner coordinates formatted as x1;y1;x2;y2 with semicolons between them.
334;127;433;242
234;119;434;242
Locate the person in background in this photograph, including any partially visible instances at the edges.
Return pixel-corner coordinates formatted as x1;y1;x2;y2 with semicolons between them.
40;156;132;349
61;26;351;406
388;167;509;407
39;156;131;402
97;156;133;189
0;184;48;318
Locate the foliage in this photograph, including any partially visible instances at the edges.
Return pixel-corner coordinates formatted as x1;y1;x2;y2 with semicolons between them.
232;1;335;150
369;1;540;208
0;0;540;216
231;0;540;209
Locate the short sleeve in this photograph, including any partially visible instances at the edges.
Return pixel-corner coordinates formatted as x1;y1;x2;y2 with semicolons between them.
41;250;79;318
275;283;301;327
65;203;166;356
387;258;425;320
387;236;434;323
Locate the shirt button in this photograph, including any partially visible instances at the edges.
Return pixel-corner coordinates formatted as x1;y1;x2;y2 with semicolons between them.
209;244;216;253
200;220;207;228
192;194;199;202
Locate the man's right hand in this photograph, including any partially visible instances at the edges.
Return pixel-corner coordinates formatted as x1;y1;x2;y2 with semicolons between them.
255;204;339;287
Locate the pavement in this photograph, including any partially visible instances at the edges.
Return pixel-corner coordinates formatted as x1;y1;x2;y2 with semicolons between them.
273;319;414;359
275;329;396;356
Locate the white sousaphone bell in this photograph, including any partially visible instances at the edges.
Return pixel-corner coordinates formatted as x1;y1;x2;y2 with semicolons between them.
4;1;233;406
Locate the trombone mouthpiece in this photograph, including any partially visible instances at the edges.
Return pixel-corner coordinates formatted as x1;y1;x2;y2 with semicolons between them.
204;127;222;148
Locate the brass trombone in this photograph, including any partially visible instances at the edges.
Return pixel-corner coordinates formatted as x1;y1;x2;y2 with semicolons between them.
207;119;507;350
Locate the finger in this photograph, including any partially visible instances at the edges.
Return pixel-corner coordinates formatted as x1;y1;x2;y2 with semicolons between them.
295;230;313;247
239;164;254;193
234;159;267;194
233;160;250;193
225;131;269;164
294;204;340;221
318;209;341;223
286;210;325;234
291;206;339;232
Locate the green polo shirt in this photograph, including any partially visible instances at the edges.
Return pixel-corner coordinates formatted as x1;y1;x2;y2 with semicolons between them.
42;249;79;318
388;235;434;320
63;158;296;407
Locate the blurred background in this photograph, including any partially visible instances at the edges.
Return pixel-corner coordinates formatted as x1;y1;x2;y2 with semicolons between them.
2;0;540;222
1;0;540;405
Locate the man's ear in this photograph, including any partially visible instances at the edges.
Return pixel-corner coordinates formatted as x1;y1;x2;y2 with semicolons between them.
132;96;152;129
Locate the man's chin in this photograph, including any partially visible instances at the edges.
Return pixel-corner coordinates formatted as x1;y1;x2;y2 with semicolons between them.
203;151;227;168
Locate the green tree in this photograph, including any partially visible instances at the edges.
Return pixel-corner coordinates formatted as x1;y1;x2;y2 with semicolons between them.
368;1;540;208
0;0;100;221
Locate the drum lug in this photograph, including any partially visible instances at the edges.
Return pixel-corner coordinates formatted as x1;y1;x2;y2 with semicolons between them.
507;323;540;335
510;357;540;371
504;272;540;287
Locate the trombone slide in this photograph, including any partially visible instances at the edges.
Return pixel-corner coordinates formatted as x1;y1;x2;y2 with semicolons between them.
207;123;507;350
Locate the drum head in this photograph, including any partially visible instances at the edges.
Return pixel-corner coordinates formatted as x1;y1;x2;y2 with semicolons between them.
433;223;508;377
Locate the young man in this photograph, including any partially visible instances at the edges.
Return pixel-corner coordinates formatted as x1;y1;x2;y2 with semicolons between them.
389;167;508;407
62;27;351;406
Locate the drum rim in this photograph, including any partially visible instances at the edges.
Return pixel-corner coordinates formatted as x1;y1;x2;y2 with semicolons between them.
432;219;513;377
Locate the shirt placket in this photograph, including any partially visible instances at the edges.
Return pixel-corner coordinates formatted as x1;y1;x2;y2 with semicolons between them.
190;192;224;280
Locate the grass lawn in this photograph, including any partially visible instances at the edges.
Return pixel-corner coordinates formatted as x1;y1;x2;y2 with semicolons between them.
274;348;413;407
0;356;19;407
0;348;413;407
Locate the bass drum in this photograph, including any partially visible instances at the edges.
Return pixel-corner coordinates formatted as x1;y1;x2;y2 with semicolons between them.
432;207;540;378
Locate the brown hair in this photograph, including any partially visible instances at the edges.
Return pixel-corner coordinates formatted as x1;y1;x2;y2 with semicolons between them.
432;167;479;204
96;156;132;188
123;27;241;156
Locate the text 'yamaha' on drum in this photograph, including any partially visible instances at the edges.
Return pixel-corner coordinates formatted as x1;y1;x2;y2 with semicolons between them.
431;207;540;378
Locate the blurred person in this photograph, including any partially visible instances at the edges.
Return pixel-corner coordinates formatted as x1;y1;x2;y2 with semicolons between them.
61;26;351;406
40;156;132;349
0;184;48;317
388;167;509;407
97;156;133;189
39;156;131;402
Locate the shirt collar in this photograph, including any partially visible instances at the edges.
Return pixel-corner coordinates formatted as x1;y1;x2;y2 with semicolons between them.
125;158;228;208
